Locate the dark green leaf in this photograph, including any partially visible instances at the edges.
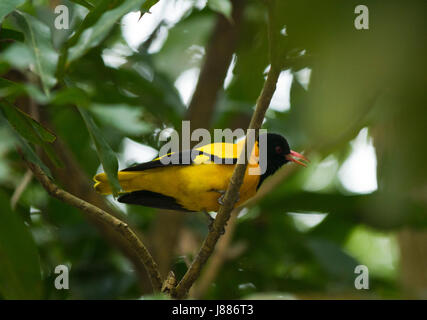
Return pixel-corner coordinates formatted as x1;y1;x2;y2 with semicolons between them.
78;107;121;195
1;101;43;145
140;0;158;14
68;0;147;62
11;12;58;96
1;113;53;178
306;238;359;282
208;0;232;20
0;190;43;299
0;0;26;23
0;28;24;42
17;134;53;178
0;77;49;104
0;101;61;167
90;103;153;136
50;86;90;108
0;102;55;143
154;12;215;78
69;0;95;10
0;42;33;70
26;116;56;143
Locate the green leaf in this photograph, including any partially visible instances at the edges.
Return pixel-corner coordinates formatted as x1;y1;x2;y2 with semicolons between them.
26;116;56;143
15;133;53;179
1;111;52;178
78;107;121;195
50;86;90;108
90;103;153;136
0;42;33;70
69;0;95;10
154;12;215;78
0;101;61;167
208;0;232;20
306;238;359;282
0;102;55;143
1;102;43;145
56;0;110;78
0;190;43;299
12;12;58;96
68;0;147;62
0;0;26;23
140;0;158;14
0;77;49;104
0;28;24;42
107;66;186;126
0;77;17;90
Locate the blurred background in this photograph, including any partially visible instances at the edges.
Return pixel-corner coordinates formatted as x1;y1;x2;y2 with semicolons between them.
0;0;426;299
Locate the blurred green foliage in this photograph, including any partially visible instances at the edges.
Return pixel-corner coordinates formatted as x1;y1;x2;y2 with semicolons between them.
0;0;426;300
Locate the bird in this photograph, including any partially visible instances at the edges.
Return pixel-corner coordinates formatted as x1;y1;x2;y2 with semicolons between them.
93;133;308;213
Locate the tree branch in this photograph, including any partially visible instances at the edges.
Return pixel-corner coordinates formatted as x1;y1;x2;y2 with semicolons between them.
23;157;163;292
186;0;246;130
172;64;280;298
172;1;282;297
32;103;154;292
190;208;240;298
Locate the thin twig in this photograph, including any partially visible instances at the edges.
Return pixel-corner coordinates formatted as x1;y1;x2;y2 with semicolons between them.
172;65;280;298
191;208;240;298
10;169;33;210
23;157;163;292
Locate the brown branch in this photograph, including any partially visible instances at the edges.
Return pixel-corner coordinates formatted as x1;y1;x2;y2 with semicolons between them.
23;157;163;292
172;65;280;299
191;208;240;298
5;69;156;291
185;0;246;130
189;168;302;298
172;0;282;298
33;104;153;292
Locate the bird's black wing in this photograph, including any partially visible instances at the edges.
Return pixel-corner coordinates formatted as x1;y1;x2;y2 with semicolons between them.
117;190;195;212
121;149;236;172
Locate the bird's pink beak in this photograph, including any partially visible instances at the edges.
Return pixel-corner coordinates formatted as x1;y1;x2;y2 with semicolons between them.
285;150;310;167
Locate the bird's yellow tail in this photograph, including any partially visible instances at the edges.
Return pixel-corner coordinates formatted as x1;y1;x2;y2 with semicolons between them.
93;172;114;195
93;171;146;195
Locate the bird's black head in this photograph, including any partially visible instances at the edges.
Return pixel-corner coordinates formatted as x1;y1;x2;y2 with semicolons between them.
257;133;308;189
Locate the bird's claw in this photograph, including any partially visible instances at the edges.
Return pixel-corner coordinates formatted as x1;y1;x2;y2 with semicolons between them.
212;189;239;206
218;196;224;206
212;189;226;206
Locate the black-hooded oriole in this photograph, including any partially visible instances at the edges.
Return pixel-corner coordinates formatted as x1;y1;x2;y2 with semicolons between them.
93;133;308;212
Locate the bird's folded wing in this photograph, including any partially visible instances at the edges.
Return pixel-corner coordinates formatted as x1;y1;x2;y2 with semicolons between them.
121;144;241;172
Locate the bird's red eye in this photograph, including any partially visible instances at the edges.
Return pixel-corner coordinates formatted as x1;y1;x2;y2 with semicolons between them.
275;146;283;154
